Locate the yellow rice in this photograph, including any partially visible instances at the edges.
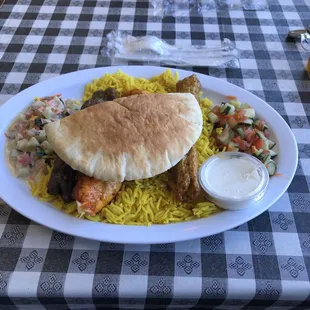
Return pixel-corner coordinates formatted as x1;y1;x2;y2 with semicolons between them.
29;69;221;225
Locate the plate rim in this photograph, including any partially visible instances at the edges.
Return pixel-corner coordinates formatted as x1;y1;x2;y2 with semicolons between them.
0;65;298;244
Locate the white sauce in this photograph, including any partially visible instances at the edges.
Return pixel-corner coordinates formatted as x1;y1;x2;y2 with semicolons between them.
205;157;262;199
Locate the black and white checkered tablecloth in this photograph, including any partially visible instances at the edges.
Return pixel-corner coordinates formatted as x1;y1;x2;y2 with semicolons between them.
1;0;310;309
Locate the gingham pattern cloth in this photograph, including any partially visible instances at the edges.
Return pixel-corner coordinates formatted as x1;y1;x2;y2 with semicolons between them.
1;0;310;309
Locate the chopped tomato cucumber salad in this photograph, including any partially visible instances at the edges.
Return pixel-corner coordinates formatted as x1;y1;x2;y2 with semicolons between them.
5;95;82;179
208;97;277;176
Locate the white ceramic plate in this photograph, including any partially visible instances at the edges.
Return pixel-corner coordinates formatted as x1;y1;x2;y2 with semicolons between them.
0;66;298;244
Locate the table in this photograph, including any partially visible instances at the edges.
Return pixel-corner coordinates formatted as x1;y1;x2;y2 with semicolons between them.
1;0;310;309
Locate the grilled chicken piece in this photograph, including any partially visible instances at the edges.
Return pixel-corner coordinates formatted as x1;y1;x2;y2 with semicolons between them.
175;157;191;200
185;147;201;199
175;146;201;202
176;74;202;100
73;175;122;216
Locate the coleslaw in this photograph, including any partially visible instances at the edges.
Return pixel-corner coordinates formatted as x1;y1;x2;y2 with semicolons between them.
5;95;82;180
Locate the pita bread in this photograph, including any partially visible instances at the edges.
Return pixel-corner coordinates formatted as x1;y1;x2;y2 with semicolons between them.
45;93;202;182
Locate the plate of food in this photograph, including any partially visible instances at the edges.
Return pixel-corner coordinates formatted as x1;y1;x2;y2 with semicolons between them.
0;66;298;244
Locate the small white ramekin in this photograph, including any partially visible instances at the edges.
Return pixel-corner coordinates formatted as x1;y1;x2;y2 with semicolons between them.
198;152;270;210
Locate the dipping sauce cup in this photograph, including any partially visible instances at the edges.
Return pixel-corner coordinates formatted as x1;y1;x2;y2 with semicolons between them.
198;152;270;210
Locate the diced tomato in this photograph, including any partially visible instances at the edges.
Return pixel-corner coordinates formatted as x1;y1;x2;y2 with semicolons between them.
33;109;43;116
232;136;246;151
219;116;227;126
254;138;264;150
17;153;31;167
212;105;221;115
225;95;237;100
223;113;234;119
233;110;247;123
251;145;258;154
244;128;256;144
